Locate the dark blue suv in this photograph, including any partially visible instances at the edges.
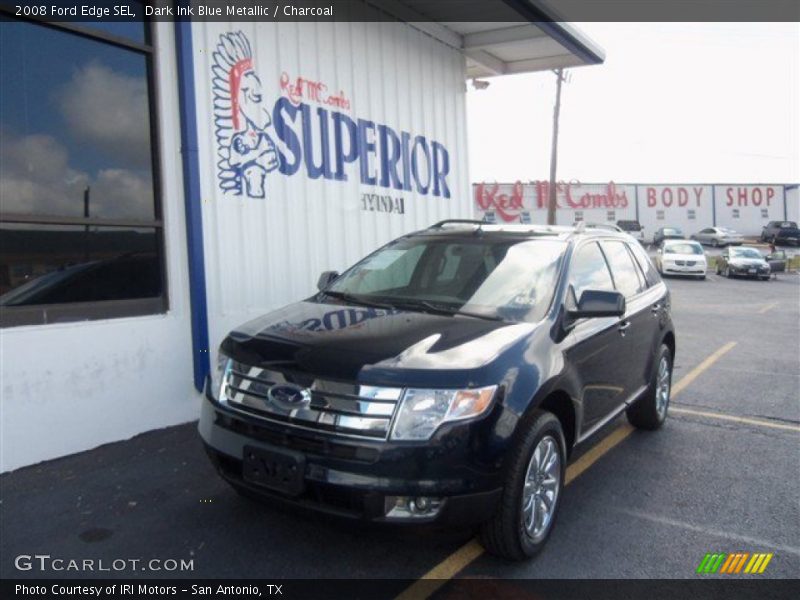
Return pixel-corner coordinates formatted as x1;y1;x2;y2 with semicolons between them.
200;221;676;560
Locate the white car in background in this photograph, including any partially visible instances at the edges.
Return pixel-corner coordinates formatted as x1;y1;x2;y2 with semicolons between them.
654;239;708;280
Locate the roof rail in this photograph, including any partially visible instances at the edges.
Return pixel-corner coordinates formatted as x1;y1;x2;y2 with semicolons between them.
428;219;486;229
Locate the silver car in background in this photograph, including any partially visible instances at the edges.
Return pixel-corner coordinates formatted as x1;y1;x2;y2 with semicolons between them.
691;227;744;247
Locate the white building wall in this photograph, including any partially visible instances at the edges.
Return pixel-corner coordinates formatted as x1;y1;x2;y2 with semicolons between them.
0;23;196;472
787;186;799;223
191;19;471;357
713;185;785;236
637;185;714;241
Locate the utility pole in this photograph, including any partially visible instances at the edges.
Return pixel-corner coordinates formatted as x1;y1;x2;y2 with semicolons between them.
83;186;90;262
547;68;565;226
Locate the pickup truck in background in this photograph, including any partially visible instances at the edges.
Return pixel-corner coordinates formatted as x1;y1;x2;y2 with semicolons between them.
760;221;800;246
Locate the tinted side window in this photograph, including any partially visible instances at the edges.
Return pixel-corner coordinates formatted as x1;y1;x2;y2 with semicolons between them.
602;241;645;298
568;242;615;305
627;242;660;287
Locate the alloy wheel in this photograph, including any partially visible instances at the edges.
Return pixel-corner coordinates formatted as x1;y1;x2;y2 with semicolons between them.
655;355;671;419
521;436;561;542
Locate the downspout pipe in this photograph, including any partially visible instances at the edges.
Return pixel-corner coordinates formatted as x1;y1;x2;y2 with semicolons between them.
174;10;210;391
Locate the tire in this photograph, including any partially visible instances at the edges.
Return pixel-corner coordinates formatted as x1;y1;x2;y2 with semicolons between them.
480;410;566;561
760;276;770;281
697;274;706;280
715;263;721;275
725;266;733;279
627;344;672;430
712;239;719;248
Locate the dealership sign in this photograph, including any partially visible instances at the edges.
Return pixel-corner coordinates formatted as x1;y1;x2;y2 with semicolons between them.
473;181;788;237
475;180;632;222
212;31;451;200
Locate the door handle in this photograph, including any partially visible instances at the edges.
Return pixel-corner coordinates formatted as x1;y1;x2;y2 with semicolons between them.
618;320;631;335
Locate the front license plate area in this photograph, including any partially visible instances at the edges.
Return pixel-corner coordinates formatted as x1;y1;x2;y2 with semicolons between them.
243;446;305;496
748;268;756;274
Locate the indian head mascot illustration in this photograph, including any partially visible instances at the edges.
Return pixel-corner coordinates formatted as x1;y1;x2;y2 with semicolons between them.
212;31;279;198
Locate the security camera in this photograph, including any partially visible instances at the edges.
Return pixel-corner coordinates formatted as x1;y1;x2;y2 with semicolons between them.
471;79;490;90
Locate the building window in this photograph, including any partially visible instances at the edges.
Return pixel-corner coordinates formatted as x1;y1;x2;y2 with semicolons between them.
761;208;769;218
656;210;665;221
687;209;696;220
606;210;615;222
574;211;584;222
0;14;166;327
732;209;740;219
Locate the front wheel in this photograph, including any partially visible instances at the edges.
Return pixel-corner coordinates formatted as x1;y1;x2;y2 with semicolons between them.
725;266;733;278
627;344;672;430
480;411;566;561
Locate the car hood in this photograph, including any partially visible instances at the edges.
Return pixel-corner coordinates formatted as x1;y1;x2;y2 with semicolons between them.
729;258;767;267
221;300;535;383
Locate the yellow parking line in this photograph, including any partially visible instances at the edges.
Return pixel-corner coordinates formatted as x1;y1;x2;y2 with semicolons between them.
671;407;800;432
757;302;779;314
394;341;737;600
671;341;737;396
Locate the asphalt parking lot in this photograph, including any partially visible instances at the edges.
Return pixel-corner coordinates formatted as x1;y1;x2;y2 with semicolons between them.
1;270;798;591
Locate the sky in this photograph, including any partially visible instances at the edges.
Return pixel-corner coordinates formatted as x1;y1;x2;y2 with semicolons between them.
466;22;799;185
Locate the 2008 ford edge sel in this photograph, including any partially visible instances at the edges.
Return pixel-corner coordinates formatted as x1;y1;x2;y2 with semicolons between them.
200;221;676;560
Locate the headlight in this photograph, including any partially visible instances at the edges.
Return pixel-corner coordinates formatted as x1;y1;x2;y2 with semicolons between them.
209;351;232;401
390;386;497;441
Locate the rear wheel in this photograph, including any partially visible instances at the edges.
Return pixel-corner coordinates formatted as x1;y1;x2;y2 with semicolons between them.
627;344;672;430
712;239;719;248
480;411;566;561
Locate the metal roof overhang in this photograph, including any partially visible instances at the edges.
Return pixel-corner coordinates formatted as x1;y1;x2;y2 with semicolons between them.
376;0;605;77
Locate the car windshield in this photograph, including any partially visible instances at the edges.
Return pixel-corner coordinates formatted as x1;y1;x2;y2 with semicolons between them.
324;236;566;322
779;222;798;229
730;248;763;259
617;221;641;231
664;243;703;255
664;228;682;235
720;228;738;234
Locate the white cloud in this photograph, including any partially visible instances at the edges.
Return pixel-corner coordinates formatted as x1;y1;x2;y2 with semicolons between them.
0;131;152;220
57;62;152;168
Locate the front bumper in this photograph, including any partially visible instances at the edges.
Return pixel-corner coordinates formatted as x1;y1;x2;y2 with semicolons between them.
728;265;770;277
662;263;706;276
199;394;503;524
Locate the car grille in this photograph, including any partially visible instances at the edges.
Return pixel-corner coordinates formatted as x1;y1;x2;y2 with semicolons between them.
222;360;402;440
674;260;696;266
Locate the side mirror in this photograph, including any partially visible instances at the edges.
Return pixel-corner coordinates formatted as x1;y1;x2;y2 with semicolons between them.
317;270;339;291
568;290;626;319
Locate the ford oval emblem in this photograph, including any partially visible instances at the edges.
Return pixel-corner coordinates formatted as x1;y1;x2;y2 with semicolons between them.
267;383;312;410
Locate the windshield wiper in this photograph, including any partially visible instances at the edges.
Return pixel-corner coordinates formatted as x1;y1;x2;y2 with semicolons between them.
389;299;504;322
319;290;396;310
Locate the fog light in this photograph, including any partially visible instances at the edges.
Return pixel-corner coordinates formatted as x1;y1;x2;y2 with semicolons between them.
384;495;444;519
